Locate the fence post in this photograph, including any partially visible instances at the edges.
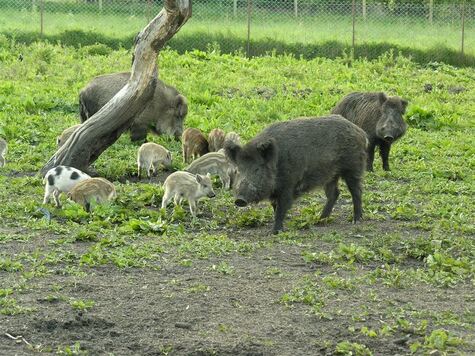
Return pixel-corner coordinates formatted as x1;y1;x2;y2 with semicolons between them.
362;0;366;20
234;0;237;17
99;0;103;12
461;0;465;56
40;0;44;36
352;0;356;50
294;0;298;17
247;0;252;58
429;0;433;24
147;0;152;23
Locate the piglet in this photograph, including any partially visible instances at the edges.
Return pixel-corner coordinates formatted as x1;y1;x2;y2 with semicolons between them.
137;142;172;178
161;171;215;217
182;128;209;163
68;177;116;212
43;166;91;207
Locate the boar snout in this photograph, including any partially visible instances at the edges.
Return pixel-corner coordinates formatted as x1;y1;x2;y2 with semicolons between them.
208;191;216;198
174;132;182;141
235;197;248;207
383;135;394;143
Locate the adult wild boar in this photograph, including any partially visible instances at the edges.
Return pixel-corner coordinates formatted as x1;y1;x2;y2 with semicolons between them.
225;115;367;234
79;72;188;141
331;92;408;171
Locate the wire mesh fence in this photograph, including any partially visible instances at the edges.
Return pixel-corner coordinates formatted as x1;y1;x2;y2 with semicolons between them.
1;0;473;65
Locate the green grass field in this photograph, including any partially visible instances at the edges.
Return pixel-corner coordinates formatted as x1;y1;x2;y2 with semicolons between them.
1;2;474;63
0;38;474;354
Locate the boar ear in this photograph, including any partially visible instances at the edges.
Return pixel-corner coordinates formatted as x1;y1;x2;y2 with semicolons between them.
175;95;188;118
224;141;241;164
257;138;277;163
378;92;387;105
206;173;211;178
400;98;409;113
196;174;203;183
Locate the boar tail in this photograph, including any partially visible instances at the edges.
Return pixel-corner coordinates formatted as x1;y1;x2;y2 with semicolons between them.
79;97;89;123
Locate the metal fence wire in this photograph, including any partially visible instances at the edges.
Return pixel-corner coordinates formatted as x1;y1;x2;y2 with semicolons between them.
1;0;473;63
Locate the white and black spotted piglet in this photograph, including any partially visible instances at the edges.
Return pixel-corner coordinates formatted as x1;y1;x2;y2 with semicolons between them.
43;165;90;208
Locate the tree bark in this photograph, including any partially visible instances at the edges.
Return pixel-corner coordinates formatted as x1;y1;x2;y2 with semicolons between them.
40;0;192;176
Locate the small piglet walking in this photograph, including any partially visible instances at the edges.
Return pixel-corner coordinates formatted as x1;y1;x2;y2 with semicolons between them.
43;166;90;207
161;171;215;218
137;142;172;178
225;115;367;234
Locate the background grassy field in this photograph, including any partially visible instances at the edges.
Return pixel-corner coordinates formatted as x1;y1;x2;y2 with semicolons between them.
1;1;474;66
0;38;474;354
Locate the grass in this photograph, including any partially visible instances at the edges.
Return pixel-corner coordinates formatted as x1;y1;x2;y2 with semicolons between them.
0;39;474;354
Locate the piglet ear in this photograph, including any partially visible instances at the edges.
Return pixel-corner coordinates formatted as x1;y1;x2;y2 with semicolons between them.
206;173;211;178
224;141;241;164
378;92;387;105
196;174;203;183
400;98;409;113
257;138;277;163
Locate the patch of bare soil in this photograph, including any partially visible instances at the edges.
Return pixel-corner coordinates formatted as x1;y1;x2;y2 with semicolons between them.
1;202;473;355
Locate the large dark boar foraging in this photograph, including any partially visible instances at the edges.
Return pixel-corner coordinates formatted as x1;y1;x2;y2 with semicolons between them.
79;72;188;142
331;92;408;171
225;115;367;234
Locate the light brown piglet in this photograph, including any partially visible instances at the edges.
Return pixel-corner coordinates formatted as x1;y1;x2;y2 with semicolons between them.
68;177;116;212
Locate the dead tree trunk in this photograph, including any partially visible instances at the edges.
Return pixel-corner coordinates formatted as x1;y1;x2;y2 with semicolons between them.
40;0;192;176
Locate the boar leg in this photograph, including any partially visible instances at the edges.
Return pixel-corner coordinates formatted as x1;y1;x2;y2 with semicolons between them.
182;145;187;163
220;173;230;190
320;178;340;220
161;190;173;210
43;186;54;205
367;141;376;172
343;175;363;223
189;200;198;218
137;162;142;179
53;190;62;208
272;192;293;234
379;142;391;171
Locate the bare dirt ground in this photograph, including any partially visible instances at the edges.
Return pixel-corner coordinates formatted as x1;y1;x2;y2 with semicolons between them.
1;208;474;355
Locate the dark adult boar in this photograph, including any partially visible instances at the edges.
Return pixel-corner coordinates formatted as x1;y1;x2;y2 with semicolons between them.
331;92;408;171
225;115;367;234
79;72;188;142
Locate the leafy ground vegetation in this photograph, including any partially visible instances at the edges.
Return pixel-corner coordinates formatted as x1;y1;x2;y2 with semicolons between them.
0;37;474;355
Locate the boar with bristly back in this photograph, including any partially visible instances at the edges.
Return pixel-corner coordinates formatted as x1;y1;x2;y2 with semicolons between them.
79;72;188;141
182;128;209;163
225;115;367;234
0;138;7;167
68;177;116;212
185;152;237;190
57;124;81;147
137;142;172;179
43;166;91;207
161;171;215;218
331;92;408;171
224;131;241;146
208;128;226;152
